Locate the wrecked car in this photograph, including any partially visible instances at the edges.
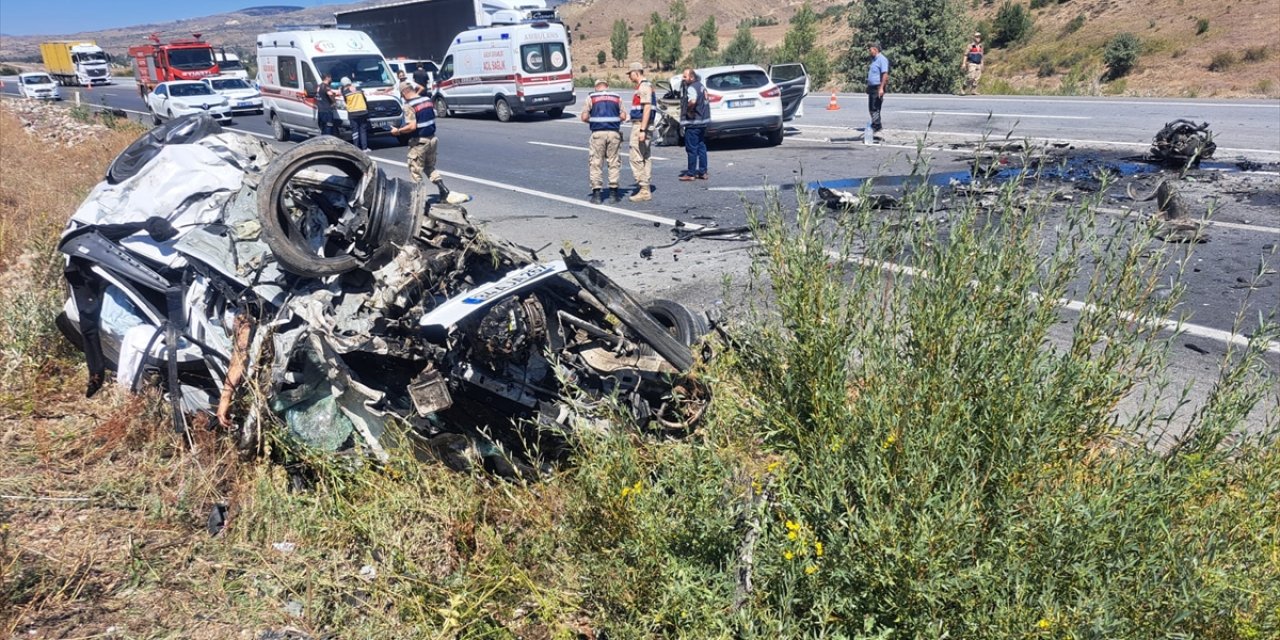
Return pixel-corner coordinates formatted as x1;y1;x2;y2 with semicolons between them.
56;115;710;475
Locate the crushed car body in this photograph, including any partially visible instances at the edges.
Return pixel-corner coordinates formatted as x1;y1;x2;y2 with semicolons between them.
57;115;710;474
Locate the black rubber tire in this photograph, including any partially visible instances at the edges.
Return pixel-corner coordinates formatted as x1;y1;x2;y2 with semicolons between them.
105;113;224;184
271;112;291;142
766;128;784;146
495;97;513;122
435;95;450;117
547;106;564;119
643;299;709;347
151;109;161;126
256;137;374;278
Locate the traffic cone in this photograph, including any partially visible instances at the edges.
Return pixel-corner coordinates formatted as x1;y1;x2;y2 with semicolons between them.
826;92;840;111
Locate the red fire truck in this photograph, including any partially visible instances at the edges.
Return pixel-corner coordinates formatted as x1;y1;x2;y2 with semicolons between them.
129;34;220;99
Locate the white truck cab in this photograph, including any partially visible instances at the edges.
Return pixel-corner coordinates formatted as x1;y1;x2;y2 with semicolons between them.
434;21;574;122
256;29;405;143
214;50;250;80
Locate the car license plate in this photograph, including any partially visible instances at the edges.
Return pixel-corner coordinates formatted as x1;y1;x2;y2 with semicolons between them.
727;99;753;108
531;96;549;104
373;122;390;131
237;101;253;108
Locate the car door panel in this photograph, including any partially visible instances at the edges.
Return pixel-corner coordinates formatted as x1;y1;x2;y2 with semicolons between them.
769;63;809;121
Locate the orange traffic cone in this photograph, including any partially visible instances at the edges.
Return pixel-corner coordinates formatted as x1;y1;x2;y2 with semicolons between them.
826;92;839;111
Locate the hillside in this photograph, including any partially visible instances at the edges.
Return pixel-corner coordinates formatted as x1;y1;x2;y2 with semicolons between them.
2;0;1276;97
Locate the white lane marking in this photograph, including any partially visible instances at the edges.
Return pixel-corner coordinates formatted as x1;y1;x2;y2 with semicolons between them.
237;130;702;230
897;109;1091;120
528;140;667;160
839;252;1280;354
791;124;1280;156
807;94;1280;109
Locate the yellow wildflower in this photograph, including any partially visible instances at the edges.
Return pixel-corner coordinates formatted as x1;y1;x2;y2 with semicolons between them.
883;432;897;449
814;541;824;557
829;440;842;452
1037;618;1051;630
804;565;818;575
785;520;800;532
784;550;794;561
766;461;781;473
787;531;798;541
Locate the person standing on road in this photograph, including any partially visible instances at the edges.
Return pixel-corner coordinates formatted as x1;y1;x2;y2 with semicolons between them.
580;77;628;204
679;67;709;181
413;62;432;90
340;76;371;150
315;73;338;136
391;83;465;204
962;32;984;96
626;62;656;201
866;42;889;140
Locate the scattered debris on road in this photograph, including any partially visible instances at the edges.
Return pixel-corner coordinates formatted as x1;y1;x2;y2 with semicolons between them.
56;115;712;475
1148;119;1216;168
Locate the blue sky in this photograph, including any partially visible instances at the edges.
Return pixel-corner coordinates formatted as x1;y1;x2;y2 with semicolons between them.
0;1;348;36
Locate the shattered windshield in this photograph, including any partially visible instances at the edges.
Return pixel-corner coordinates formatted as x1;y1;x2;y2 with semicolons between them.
167;48;215;70
170;83;215;97
314;55;393;89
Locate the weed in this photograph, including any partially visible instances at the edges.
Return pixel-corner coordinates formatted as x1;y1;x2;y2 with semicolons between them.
1196;17;1210;35
1208;51;1238;72
1255;79;1275;95
0;64;19;76
1243;46;1269;63
1062;13;1086;36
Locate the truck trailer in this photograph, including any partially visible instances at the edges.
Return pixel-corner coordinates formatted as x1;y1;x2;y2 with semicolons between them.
39;41;112;86
334;0;560;64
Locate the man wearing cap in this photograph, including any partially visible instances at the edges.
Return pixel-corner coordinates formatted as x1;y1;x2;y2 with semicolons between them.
865;43;889;140
340;77;371;150
580;78;629;204
391;83;465;204
962;32;984;96
626;62;656;202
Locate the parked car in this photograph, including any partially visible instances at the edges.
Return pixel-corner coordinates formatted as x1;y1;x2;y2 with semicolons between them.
660;64;808;146
145;81;232;124
18;72;62;100
202;76;263;114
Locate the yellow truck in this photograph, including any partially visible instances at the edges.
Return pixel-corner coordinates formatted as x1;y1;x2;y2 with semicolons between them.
39;41;112;86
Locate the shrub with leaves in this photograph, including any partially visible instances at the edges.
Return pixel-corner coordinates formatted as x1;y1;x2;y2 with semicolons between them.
1104;32;1141;79
845;0;969;93
993;0;1034;46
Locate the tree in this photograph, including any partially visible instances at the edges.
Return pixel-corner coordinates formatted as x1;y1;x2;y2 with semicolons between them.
992;1;1034;47
643;12;683;70
844;0;968;94
610;19;629;66
668;0;687;25
695;16;719;53
774;2;832;88
722;25;763;65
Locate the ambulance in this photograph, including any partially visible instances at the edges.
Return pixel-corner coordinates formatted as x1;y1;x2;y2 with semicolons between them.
433;21;574;122
256;29;406;143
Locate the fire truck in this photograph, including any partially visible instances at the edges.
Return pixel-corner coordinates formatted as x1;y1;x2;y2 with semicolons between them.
128;34;220;99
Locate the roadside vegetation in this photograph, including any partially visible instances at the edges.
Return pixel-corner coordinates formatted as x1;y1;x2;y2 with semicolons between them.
3;109;1279;637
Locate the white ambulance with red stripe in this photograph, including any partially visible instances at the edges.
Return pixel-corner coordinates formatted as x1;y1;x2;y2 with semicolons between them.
256;29;406;143
433;21;574;122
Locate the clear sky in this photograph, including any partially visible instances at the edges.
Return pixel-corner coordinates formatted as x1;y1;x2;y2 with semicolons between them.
0;1;349;36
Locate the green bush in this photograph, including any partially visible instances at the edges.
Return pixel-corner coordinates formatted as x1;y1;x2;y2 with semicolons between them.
1208;51;1238;71
596;50;606;65
993;1;1034;46
846;0;969;93
1062;13;1085;35
0;64;20;76
1243;46;1269;62
1103;32;1141;79
737;16;779;28
1196;17;1210;35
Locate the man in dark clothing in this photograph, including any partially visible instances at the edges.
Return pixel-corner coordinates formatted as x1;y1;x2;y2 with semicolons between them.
412;62;432;89
340;76;371;150
866;42;890;138
678;68;709;181
315;73;338;136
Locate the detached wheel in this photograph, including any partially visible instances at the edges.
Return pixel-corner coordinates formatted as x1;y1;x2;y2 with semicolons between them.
271;112;291;142
256;138;374;278
495;97;513;122
644;299;709;347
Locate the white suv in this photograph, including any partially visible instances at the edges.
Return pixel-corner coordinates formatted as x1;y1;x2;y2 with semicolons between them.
665;64;808;146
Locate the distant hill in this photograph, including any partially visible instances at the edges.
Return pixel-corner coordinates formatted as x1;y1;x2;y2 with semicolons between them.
238;6;306;17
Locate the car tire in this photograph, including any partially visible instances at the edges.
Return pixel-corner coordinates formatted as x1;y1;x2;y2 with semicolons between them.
435;95;450;117
547;107;564;119
271;112;291;142
642;299;710;348
151;109;161;125
495;97;513;122
166;109;175;122
766;128;784;146
256;138;374;278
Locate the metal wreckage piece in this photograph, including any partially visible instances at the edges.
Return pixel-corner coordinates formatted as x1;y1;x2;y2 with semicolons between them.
57;114;711;475
1148;119;1216;167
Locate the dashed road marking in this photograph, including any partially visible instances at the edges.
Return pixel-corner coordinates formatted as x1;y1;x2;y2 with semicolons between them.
898;109;1091;120
528;140;667;160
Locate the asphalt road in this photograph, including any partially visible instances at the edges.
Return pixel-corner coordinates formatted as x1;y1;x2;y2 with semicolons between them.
4;79;1278;368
